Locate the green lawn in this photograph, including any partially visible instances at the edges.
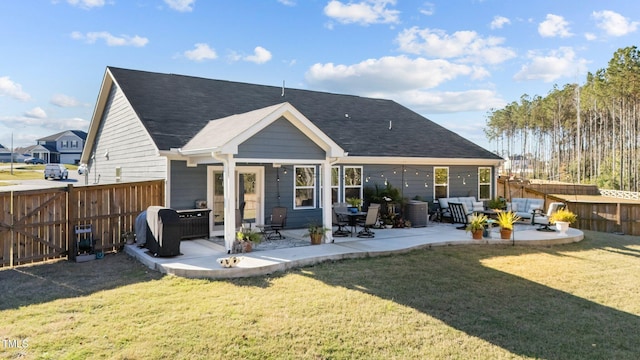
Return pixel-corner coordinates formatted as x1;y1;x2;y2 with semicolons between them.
1;230;639;359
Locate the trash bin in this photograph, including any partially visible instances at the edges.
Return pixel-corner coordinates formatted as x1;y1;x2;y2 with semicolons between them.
145;206;181;257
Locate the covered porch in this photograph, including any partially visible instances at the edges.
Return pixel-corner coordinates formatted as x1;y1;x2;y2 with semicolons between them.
170;102;346;253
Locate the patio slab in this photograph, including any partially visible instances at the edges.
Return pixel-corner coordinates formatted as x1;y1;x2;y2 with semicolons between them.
125;223;584;279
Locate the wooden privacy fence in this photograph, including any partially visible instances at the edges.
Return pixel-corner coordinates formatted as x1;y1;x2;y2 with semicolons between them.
0;180;165;268
497;177;640;236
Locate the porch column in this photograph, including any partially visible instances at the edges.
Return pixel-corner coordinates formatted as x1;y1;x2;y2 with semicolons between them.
223;155;237;252
322;159;333;243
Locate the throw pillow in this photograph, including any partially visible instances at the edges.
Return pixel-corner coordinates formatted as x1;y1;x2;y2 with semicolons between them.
510;203;518;212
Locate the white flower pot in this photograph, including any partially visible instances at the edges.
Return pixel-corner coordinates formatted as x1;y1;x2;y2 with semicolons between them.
555;221;569;236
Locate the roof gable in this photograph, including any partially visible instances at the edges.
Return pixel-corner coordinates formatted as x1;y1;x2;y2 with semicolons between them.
181;102;344;158
97;67;502;161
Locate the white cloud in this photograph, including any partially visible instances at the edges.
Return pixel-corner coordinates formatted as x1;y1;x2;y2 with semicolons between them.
24;107;47;119
51;93;82;107
0;76;31;101
396;27;516;65
305;55;472;94
244;46;272;64
538;14;572;38
419;2;434;16
66;0;105;9
71;31;148;47
584;32;597;41
393;89;506;113
513;47;588;83
324;0;400;26
164;0;195;12
184;43;218;61
278;0;296;6
0;115;88;131
593;10;639;36
490;15;510;29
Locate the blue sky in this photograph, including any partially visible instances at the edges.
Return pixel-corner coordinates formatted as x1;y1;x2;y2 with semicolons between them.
1;0;638;151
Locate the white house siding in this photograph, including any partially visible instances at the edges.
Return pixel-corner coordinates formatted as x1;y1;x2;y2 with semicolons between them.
88;84;166;183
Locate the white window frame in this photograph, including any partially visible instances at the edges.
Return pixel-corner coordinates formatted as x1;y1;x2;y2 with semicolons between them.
294;165;316;209
478;167;492;200
320;166;341;208
434;167;449;199
343;166;363;202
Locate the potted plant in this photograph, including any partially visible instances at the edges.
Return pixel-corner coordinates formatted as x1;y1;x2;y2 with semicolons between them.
465;213;488;240
549;208;577;235
487;197;506;211
381;213;395;228
304;223;329;245
235;228;262;252
496;211;521;239
346;197;362;211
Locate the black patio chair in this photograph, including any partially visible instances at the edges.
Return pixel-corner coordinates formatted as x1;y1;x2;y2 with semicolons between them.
448;202;472;230
332;208;350;237
259;206;287;240
532;202;565;232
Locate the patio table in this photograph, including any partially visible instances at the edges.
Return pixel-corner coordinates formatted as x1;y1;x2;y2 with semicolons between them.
336;210;367;236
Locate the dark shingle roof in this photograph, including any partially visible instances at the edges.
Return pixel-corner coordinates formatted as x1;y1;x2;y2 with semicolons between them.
38;130;87;142
108;67;501;160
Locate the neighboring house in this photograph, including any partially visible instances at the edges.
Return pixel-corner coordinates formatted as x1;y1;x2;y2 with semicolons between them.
82;67;504;251
0;144;27;163
28;130;87;164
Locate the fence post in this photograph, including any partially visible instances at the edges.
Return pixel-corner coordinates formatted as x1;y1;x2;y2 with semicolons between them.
67;184;76;261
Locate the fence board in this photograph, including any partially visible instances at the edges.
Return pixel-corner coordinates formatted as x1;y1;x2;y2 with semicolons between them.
0;180;164;267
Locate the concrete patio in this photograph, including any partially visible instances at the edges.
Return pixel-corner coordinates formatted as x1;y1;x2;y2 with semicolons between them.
125;222;584;279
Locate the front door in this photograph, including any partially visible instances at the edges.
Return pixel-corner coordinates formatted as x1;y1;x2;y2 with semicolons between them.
207;166;263;237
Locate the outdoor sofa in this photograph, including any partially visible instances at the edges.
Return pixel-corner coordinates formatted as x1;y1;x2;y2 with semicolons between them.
507;197;544;220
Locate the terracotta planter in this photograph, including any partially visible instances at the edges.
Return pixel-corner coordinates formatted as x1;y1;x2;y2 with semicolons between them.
310;233;323;245
500;228;512;240
242;241;253;253
471;229;483;240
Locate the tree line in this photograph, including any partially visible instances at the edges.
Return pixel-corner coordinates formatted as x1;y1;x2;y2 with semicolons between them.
485;46;640;191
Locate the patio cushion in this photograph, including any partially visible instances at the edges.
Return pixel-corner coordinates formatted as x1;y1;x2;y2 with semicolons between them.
508;198;544;219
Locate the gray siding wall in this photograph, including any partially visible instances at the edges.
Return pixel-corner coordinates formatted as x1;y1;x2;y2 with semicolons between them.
88;84;167;183
263;165;320;229
360;164;494;208
264;164;495;229
169;160;208;209
237;117;325;160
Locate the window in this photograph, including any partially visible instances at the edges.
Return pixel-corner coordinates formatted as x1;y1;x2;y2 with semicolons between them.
434;167;449;199
294;166;315;208
478;167;491;200
343;166;362;202
115;167;122;183
319;166;340;207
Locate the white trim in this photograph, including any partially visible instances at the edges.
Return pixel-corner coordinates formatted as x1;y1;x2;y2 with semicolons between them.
336;156;503;166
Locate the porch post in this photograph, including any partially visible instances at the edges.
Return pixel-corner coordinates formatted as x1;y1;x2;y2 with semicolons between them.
223;155;237;253
322;159;333;243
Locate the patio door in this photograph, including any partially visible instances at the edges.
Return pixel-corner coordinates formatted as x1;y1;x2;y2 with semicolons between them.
207;166;263;237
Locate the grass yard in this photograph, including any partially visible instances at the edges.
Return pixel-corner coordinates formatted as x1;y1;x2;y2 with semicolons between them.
1;230;639;359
